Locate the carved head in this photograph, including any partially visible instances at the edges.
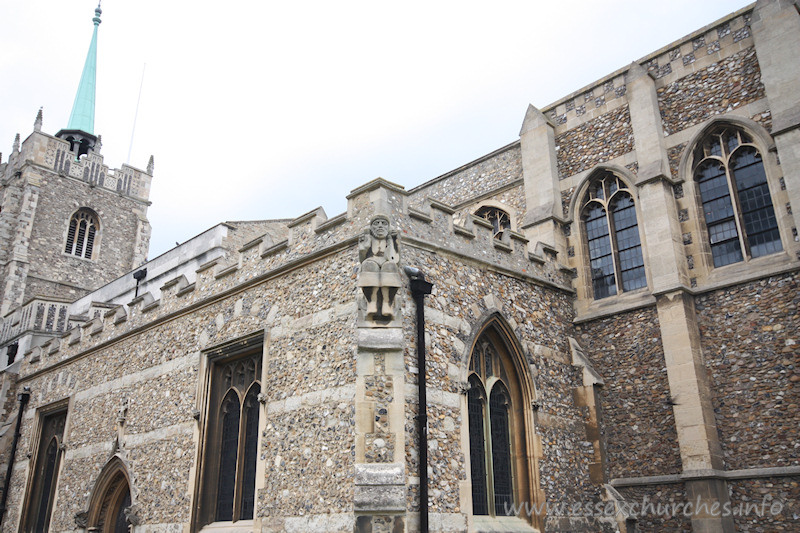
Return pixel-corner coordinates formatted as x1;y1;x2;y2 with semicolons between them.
369;216;390;239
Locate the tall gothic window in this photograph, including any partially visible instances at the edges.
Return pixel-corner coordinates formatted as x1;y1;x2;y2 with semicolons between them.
693;127;782;267
22;408;67;533
581;172;646;299
467;327;529;517
64;208;99;259
474;206;512;239
197;337;262;527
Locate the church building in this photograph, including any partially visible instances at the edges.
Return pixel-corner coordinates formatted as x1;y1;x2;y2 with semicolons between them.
0;1;797;532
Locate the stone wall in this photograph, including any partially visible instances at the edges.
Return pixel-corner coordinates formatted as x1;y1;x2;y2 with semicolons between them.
695;272;800;470
554;105;634;181
23;167;148;302
3;246;360;532
728;477;800;532
657;46;765;136
408;143;522;210
400;244;602;529
574;307;683;479
617;483;692;532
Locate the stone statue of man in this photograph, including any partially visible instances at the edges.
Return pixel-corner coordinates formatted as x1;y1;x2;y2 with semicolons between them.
358;215;401;320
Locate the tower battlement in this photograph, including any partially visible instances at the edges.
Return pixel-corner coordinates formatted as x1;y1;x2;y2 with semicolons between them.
4;129;153;203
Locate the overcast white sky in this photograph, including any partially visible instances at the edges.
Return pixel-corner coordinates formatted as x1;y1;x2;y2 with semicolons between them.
1;1;751;259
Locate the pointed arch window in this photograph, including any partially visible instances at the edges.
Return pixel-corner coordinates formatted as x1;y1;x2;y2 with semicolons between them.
467;328;531;518
86;459;134;533
474;206;512;239
64;208;99;259
197;340;262;528
22;408;67;533
693;127;782;267
581;172;646;299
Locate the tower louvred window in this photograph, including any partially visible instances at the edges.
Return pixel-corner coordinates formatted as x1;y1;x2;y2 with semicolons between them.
64;208;99;259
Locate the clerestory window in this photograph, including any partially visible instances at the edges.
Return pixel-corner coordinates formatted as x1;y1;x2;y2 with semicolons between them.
197;336;263;528
693;127;782;268
64;208;99;259
581;172;646;299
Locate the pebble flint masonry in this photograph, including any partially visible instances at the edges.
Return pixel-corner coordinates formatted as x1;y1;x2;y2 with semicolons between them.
0;1;798;532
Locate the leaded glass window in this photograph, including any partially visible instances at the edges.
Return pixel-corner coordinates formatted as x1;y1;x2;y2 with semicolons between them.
468;376;489;516
693;127;782;267
467;329;529;518
22;409;67;533
581;172;646;299
490;384;513;516
64;208;99;259
198;339;263;527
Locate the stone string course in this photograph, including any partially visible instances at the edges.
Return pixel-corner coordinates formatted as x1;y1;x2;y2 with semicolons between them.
695;272;800;470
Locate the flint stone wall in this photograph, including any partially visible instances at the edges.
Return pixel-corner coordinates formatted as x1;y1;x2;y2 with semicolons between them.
574;307;683;479
4;248;360;531
695;272;800;470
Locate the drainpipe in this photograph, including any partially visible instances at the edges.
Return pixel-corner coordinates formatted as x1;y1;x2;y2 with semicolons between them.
0;386;30;525
404;266;433;532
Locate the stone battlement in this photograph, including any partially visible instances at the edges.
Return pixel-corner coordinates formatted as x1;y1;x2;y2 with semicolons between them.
18;178;572;377
5;130;152;202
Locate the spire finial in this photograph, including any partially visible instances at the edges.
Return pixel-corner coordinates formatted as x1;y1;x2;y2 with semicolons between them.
147;155;155;175
93;3;102;26
12;134;20;153
34;108;43;132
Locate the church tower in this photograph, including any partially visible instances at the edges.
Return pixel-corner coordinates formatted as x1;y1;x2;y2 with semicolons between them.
0;4;152;343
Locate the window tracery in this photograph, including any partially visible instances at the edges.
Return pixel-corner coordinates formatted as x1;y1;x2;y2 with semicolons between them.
692;127;782;267
64;208;99;259
474;206;511;239
581;172;646;299
467;330;528;518
22;409;67;533
198;345;262;527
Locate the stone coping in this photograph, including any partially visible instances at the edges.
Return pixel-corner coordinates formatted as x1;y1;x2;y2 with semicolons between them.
611;465;800;487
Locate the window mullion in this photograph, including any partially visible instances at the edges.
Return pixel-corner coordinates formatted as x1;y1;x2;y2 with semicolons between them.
484;393;496;516
724;158;750;259
232;393;246;521
605;200;623;295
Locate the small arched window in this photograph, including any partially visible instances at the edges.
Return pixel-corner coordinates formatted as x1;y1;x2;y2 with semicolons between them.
581;172;646;299
693;127;781;267
467;327;530;518
64;208;99;259
474;206;511;239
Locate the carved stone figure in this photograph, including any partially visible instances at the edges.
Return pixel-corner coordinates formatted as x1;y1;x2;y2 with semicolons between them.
74;511;89;528
358;216;401;321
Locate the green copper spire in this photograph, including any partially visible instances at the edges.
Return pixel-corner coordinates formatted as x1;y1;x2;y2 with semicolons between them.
66;3;102;134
